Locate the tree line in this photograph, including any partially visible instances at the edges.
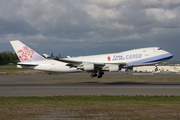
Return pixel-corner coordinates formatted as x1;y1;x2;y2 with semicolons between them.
0;51;61;65
0;51;19;64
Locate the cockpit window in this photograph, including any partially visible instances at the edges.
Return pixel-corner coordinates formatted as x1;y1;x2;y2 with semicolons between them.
158;48;162;50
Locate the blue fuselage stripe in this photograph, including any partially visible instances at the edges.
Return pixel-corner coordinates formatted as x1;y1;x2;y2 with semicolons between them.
125;53;173;67
144;56;173;63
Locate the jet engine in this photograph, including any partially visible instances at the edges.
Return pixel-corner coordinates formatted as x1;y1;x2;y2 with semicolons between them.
102;65;119;72
77;63;95;71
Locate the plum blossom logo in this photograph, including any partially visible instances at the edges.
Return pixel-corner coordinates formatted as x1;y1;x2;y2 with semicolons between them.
17;46;34;61
107;56;111;61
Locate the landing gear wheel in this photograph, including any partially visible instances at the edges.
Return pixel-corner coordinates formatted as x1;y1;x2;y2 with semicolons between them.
90;72;97;78
90;74;94;78
94;74;97;77
98;75;102;78
101;72;104;75
90;69;104;78
97;70;103;78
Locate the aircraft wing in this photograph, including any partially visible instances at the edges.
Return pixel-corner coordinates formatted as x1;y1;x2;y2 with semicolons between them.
60;58;105;67
59;58;126;68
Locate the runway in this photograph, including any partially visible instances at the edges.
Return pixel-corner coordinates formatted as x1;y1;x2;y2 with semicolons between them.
0;72;180;83
0;72;180;96
0;82;180;96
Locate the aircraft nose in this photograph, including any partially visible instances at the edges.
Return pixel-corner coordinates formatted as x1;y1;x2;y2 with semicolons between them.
168;52;174;59
168;53;174;59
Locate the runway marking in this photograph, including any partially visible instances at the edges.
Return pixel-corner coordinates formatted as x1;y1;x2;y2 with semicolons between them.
1;87;180;89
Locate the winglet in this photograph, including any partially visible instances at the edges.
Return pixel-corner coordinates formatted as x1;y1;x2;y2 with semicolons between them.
10;40;45;62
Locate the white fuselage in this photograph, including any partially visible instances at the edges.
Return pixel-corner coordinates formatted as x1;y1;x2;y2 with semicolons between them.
60;47;172;67
18;47;173;72
18;60;81;72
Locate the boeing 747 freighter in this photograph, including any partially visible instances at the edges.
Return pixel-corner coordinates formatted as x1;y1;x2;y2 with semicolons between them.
10;40;173;78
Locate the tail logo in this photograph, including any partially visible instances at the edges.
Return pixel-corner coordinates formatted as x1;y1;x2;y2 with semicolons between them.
17;46;34;61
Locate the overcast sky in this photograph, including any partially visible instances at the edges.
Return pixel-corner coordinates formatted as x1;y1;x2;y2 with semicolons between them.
0;0;180;61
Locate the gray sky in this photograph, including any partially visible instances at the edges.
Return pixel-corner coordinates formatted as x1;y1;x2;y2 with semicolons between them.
0;0;180;61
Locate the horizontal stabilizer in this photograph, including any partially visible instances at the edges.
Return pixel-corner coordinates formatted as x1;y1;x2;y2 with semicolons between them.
17;62;39;66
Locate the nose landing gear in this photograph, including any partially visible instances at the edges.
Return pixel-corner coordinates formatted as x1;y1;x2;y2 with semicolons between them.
155;66;158;72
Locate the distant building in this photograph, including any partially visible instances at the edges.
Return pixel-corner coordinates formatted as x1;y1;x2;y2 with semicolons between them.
133;65;180;73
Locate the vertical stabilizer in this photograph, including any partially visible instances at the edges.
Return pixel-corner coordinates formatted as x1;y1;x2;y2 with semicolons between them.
10;40;45;62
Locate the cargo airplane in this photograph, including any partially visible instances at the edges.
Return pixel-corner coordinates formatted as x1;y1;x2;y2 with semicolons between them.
10;40;173;78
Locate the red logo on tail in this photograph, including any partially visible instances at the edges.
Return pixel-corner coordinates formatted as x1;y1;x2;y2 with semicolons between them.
17;46;34;61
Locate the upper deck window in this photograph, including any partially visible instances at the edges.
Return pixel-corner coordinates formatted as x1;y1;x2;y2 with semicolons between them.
158;48;162;50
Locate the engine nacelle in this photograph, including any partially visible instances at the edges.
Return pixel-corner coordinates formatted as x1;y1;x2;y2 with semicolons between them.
109;65;119;72
103;65;119;72
77;63;95;71
84;63;94;71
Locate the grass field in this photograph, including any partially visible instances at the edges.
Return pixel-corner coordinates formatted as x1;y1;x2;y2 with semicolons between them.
0;96;180;120
0;65;180;119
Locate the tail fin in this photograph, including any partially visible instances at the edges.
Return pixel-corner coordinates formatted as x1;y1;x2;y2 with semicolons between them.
10;40;45;62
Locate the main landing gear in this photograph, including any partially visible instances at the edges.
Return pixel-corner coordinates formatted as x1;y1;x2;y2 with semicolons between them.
155;66;158;72
90;70;104;78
